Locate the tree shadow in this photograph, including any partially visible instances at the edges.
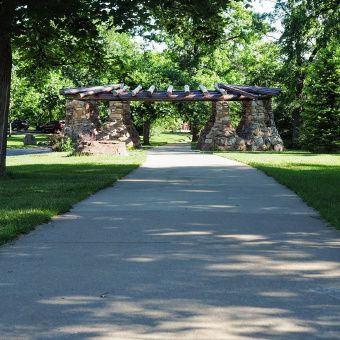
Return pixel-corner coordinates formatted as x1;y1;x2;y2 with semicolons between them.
1;159;340;339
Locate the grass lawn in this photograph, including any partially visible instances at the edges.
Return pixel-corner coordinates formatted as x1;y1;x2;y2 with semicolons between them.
213;150;340;231
141;131;191;149
1;151;146;245
7;134;47;149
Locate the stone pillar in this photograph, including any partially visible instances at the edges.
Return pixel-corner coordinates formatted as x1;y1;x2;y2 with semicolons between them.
237;99;284;151
197;102;244;151
196;102;217;150
63;99;97;137
102;101;141;149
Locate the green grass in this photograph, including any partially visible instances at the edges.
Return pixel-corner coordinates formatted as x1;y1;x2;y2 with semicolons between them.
213;150;340;230
141;131;191;149
1;151;146;245
7;134;47;149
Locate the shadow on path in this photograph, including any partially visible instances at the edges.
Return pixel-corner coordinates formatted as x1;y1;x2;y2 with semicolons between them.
1;143;339;339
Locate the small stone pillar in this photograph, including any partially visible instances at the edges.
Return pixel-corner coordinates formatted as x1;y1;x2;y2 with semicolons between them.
237;99;284;151
102;101;141;149
63;99;97;137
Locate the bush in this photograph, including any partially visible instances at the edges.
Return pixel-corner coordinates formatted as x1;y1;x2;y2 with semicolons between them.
46;135;75;152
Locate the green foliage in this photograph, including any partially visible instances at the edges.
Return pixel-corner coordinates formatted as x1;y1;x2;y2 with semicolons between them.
270;0;340;145
46;135;76;152
150;116;182;137
299;41;340;152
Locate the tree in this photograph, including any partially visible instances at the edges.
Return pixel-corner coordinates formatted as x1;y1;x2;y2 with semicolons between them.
299;40;340;152
0;0;247;175
273;0;340;146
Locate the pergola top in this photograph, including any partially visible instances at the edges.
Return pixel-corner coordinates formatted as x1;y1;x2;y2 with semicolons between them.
59;83;282;102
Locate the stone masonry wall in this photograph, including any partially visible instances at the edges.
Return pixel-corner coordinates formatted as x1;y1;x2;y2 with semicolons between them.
197;99;284;151
101;101;141;149
237;99;284;151
64;99;97;137
63;99;141;149
196;102;217;150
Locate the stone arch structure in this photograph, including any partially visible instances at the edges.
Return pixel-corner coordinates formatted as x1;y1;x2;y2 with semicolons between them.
64;99;141;148
196;98;284;151
60;83;284;152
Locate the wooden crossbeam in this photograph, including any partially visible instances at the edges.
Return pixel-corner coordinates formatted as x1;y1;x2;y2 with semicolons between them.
167;85;173;97
61;83;282;102
214;84;227;96
199;84;209;97
218;83;258;100
78;90;248;101
113;85;129;96
147;85;155;97
131;85;142;97
220;83;281;96
60;84;123;95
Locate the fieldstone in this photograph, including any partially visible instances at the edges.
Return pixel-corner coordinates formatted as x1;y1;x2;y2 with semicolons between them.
23;134;37;145
74;140;127;156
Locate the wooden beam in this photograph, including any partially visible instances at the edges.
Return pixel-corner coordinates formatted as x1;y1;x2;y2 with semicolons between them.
80;90;248;102
78;85;124;99
131;85;142;97
199;84;209;97
184;85;190;96
218;83;258;100
214;84;227;96
113;85;129;96
147;85;155;97
219;83;281;96
60;84;123;95
167;85;173;97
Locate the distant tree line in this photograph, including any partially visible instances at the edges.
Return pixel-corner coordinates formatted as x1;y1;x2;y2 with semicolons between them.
1;0;339;174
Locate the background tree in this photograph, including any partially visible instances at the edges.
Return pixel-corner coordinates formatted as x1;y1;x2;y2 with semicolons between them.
272;0;340;146
299;40;340;152
1;0;248;175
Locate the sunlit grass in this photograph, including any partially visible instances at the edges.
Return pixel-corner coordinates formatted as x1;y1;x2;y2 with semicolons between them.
7;134;47;149
1;151;146;245
141;131;191;149
214;150;340;230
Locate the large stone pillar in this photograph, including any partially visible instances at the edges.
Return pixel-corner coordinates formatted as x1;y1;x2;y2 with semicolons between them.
197;98;284;152
237;99;284;151
196;102;217;150
197;101;245;151
101;101;141;149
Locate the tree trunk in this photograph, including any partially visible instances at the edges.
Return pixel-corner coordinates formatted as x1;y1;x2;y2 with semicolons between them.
0;35;12;176
292;70;306;148
191;125;200;142
143;120;151;145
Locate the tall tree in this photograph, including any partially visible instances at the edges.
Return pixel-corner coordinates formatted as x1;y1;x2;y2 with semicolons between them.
274;0;340;146
299;40;340;152
0;0;247;175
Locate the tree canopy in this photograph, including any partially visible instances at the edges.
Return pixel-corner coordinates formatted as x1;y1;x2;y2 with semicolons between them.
0;0;248;175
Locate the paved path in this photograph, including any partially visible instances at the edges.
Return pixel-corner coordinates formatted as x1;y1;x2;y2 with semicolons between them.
1;143;340;339
6;147;51;157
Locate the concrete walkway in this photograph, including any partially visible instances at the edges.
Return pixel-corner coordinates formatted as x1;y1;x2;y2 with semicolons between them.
6;147;52;157
1;143;340;339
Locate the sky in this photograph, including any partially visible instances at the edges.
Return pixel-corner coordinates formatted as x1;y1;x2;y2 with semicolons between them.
252;0;276;14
